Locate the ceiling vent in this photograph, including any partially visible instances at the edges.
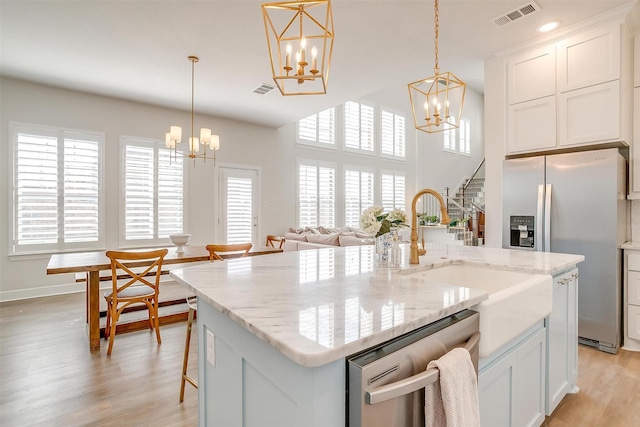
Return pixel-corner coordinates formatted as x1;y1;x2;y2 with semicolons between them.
253;83;276;95
491;1;541;28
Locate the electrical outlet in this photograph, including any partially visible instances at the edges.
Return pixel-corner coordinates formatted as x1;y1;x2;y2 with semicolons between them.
206;329;215;367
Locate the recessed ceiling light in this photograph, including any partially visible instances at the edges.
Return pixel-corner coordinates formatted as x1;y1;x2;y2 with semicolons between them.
537;21;560;33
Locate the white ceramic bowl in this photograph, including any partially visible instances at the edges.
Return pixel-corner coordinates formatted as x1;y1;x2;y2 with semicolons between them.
170;233;191;253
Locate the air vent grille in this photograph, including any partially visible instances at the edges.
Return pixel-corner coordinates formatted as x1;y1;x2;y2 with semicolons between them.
491;1;541;28
253;83;275;95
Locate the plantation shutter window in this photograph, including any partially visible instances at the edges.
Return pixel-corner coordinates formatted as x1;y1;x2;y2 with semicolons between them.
381;110;406;158
443;123;457;153
122;137;184;245
344;168;374;228
381;172;406;213
344;101;374;152
298;162;335;228
459;118;471;156
297;107;335;146
226;176;253;244
11;123;103;254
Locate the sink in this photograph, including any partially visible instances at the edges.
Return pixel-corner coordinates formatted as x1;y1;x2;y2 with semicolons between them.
401;264;552;359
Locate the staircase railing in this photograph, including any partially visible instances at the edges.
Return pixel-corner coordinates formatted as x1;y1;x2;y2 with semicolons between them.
460;158;486;216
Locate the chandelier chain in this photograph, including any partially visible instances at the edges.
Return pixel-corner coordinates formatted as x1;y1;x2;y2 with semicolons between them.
434;0;439;74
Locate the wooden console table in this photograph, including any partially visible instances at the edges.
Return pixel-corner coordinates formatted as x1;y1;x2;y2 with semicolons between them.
46;245;282;352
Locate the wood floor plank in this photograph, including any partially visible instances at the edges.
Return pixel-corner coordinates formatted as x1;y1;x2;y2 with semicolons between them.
2;292;639;426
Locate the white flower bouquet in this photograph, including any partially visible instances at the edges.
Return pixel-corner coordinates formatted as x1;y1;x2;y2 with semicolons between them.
360;206;409;238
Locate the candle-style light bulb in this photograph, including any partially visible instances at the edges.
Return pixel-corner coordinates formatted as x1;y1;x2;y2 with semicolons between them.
311;46;318;73
300;37;307;65
285;43;292;70
424;100;430;120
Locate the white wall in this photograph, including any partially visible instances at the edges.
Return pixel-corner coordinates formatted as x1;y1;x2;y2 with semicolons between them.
0;77;284;300
0;77;484;301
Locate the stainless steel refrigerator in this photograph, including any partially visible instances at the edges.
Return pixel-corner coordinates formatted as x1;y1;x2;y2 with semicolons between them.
502;148;628;353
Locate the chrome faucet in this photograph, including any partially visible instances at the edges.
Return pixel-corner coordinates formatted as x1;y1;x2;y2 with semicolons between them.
410;188;451;264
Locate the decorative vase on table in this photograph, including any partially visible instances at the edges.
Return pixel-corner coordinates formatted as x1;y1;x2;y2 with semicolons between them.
375;233;391;263
375;228;399;263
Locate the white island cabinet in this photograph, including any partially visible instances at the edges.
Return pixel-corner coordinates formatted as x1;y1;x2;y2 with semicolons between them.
170;244;583;427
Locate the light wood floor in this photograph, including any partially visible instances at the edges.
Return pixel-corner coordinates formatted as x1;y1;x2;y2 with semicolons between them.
1;292;639;426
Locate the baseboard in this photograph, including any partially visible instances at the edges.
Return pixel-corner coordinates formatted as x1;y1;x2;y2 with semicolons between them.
0;282;85;303
0;277;182;303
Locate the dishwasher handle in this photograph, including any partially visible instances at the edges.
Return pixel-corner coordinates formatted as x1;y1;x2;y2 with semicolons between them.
365;331;480;405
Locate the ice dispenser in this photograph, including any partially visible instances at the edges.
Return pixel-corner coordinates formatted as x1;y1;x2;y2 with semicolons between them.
509;216;534;248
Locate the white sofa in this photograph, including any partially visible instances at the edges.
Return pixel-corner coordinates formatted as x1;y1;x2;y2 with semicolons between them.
282;226;374;251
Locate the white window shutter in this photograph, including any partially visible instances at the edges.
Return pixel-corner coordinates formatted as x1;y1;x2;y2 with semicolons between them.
63;134;100;243
157;149;184;238
124;145;155;240
298;108;335;146
12;124;103;253
298;162;335;227
345;169;374;228
226;176;253;244
344;102;374;152
459;118;471;155
123;137;184;244
15;132;59;246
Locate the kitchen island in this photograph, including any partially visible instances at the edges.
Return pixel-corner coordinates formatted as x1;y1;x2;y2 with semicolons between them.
170;243;583;426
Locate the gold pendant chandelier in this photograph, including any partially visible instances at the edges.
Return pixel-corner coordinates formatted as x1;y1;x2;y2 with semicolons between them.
262;0;334;96
408;0;466;134
165;56;220;165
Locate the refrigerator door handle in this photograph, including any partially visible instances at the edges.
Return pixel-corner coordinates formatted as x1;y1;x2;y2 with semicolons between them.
544;184;552;252
536;184;545;252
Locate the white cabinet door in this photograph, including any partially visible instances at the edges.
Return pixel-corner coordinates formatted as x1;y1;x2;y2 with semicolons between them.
628;270;640;306
515;327;546;427
508;45;556;104
557;23;621;92
479;350;516;427
507;96;556;154
479;326;546;427
629;305;640;340
546;268;578;415
557;80;621;147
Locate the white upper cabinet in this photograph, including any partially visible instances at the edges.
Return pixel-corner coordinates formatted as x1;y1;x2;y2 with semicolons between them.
505;19;632;155
508;45;556;104
508;97;557;154
557;23;621;92
558;80;621;147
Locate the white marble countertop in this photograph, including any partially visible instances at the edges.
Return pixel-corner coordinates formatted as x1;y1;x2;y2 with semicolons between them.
170;244;583;367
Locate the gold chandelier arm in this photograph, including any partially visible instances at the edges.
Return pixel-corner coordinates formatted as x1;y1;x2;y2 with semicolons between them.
433;0;439;75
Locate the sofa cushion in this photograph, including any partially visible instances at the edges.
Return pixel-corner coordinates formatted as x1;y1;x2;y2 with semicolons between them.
306;233;340;246
284;232;308;241
339;235;375;246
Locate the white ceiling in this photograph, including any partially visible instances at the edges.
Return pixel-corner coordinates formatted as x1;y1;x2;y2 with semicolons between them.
0;0;634;128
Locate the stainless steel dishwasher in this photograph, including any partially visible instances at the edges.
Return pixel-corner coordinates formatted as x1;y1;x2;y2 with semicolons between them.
347;309;480;427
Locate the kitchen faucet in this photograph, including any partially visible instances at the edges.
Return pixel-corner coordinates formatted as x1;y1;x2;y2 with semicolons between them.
410;188;451;264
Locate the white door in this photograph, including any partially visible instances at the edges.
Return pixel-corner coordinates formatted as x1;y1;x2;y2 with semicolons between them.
219;166;259;245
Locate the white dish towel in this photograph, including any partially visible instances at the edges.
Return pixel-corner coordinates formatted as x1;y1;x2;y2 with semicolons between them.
424;347;481;427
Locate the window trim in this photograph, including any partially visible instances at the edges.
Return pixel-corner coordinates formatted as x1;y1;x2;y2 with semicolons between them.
119;135;188;248
9;122;105;256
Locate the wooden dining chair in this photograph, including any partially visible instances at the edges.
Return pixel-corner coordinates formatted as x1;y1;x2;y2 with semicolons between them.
179;243;253;401
265;234;285;249
104;249;168;356
205;243;253;261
